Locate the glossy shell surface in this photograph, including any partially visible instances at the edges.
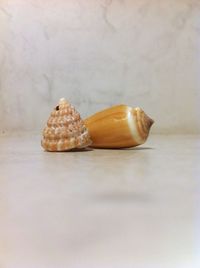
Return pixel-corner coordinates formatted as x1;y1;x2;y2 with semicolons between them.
84;105;154;148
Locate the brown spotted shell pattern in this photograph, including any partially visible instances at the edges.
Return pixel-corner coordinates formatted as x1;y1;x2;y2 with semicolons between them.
41;98;91;151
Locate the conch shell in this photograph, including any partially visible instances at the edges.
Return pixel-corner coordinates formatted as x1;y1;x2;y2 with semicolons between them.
84;105;154;148
41;98;91;151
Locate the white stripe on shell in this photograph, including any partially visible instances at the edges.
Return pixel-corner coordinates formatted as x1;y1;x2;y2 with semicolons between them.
127;107;144;145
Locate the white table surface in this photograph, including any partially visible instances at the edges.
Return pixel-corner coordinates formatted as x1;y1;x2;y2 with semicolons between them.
0;134;199;268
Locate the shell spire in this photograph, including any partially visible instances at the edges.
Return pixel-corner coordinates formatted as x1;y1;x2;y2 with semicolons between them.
41;98;91;151
132;107;154;142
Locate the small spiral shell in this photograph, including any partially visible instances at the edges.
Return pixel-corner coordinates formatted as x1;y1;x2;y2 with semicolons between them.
41;98;91;151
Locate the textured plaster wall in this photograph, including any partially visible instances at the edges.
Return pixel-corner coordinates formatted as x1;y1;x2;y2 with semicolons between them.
0;0;200;133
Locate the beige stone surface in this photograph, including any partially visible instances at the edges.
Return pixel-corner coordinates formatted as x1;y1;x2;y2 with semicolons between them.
0;134;199;268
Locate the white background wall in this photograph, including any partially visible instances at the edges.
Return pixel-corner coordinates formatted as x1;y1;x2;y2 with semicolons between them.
0;0;200;134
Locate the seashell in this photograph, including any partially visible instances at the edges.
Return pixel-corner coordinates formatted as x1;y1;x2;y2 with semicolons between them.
84;105;154;149
41;98;92;151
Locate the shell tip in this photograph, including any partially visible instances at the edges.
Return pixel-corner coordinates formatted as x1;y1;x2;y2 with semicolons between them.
59;98;68;105
149;117;154;128
145;114;154;130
